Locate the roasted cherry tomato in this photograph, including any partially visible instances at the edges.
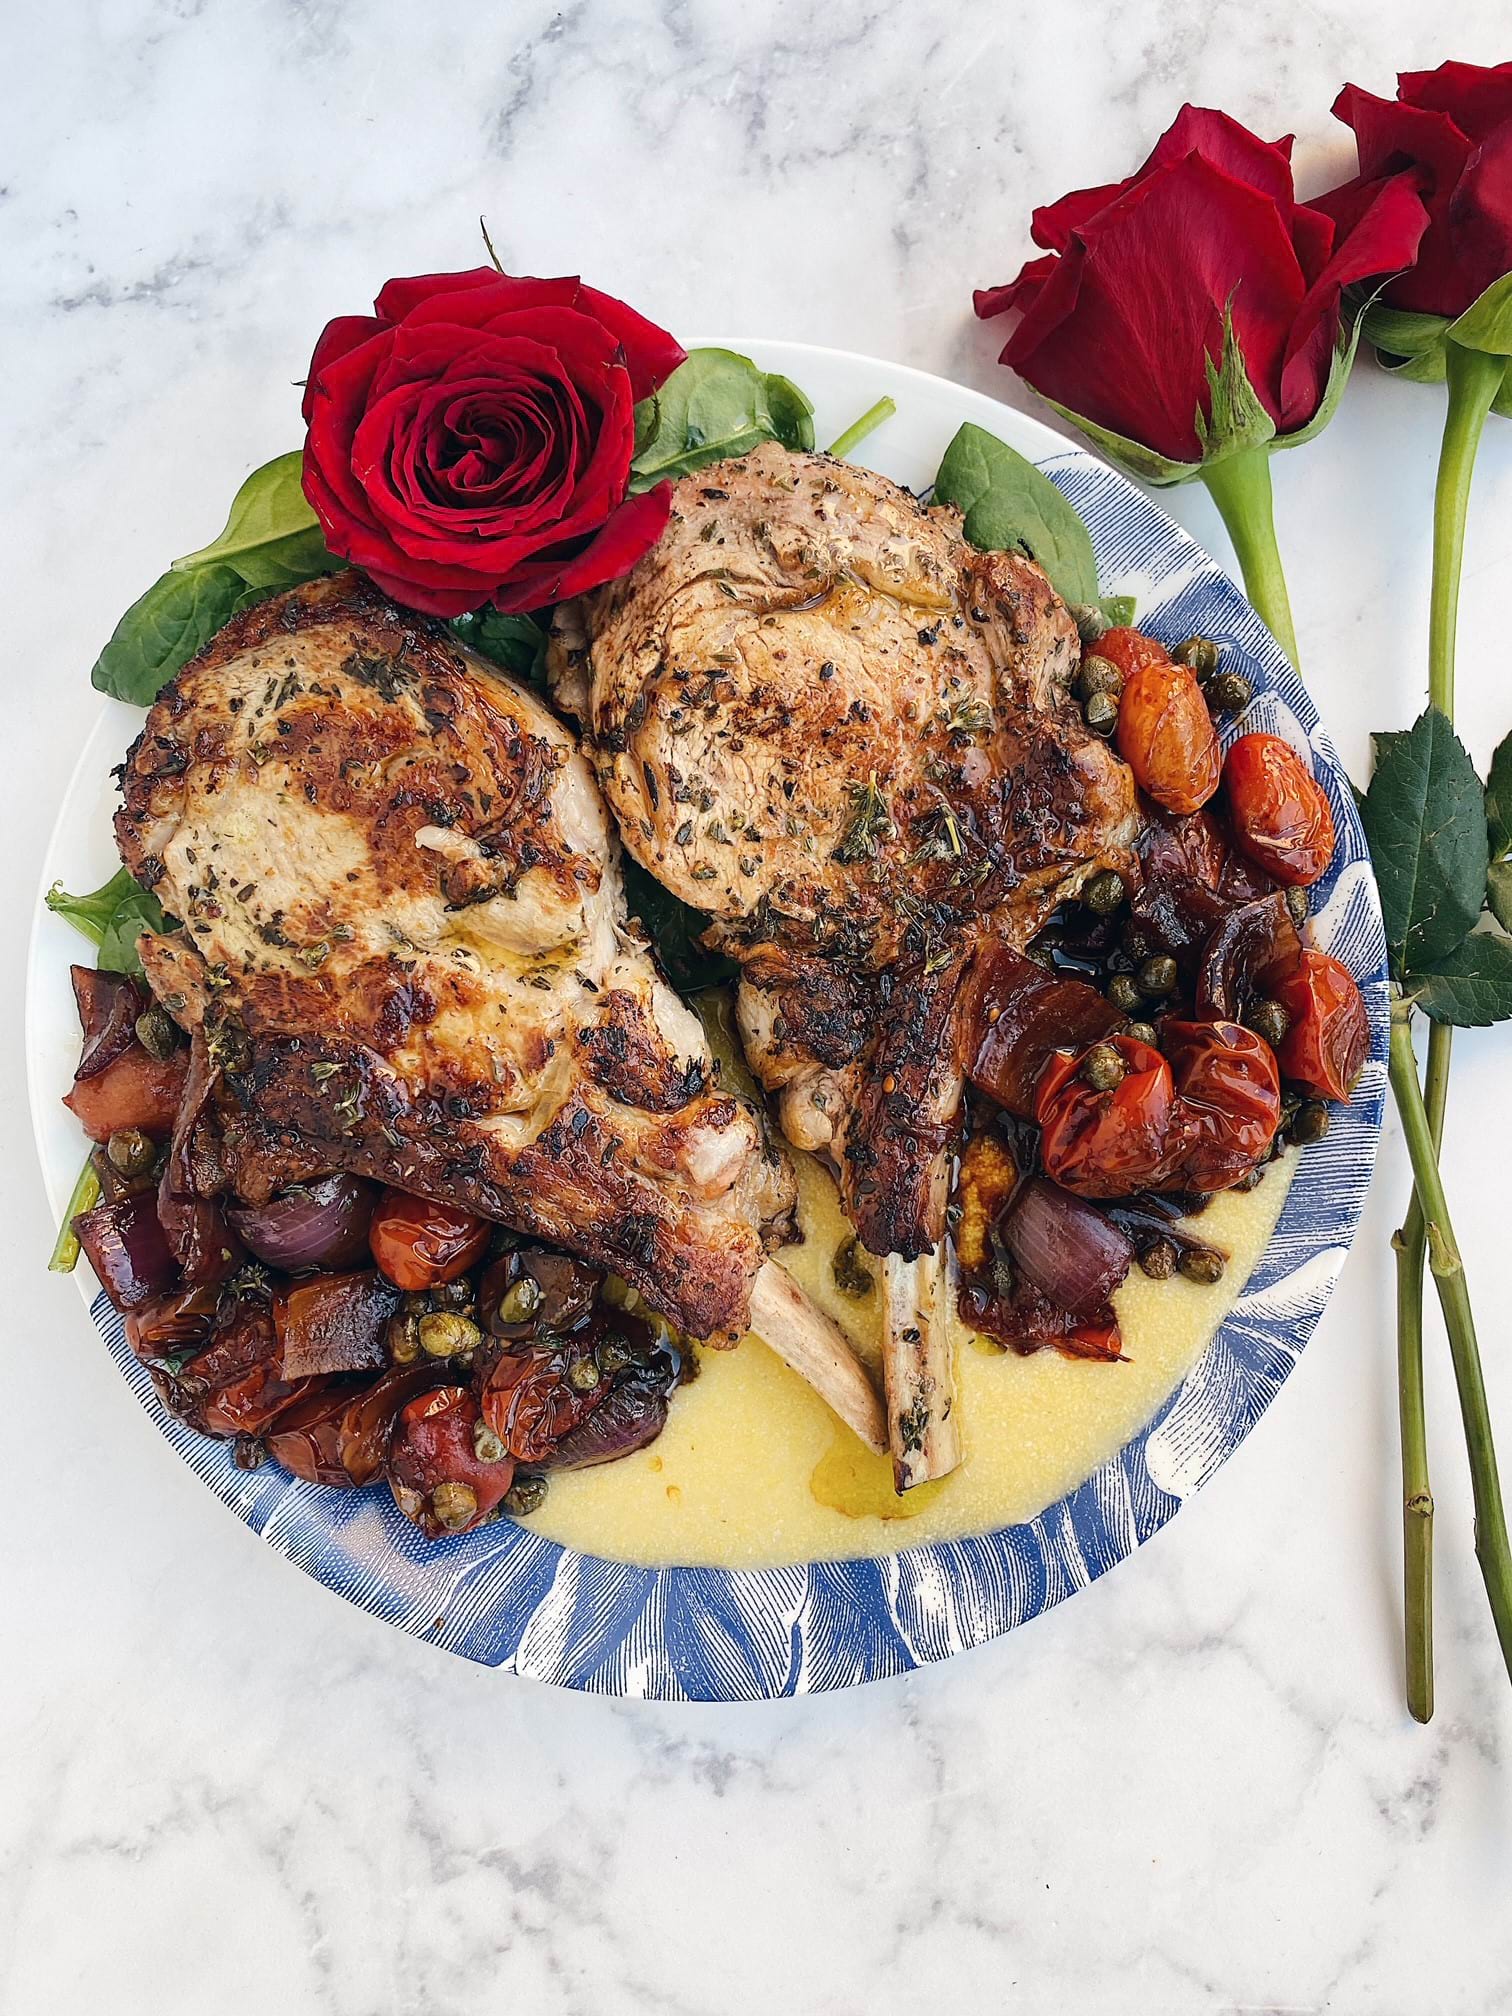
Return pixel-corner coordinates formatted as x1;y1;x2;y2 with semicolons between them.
389;1385;516;1536
1222;733;1335;886
368;1189;490;1290
1113;648;1221;815
481;1328;609;1463
1162;1019;1282;1191
1093;626;1172;684
1036;1035;1176;1198
1269;950;1369;1101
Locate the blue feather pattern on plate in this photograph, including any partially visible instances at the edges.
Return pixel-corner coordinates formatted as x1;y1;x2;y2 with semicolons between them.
85;448;1386;1700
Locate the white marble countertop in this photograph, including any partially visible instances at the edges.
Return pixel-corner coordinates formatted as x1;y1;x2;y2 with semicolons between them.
6;2;1512;2009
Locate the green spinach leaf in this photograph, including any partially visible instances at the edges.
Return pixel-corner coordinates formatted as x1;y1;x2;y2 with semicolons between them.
47;867;166;976
1411;931;1512;1027
933;422;1098;605
450;609;549;686
1361;707;1488;974
629;350;815;490
172;451;334;589
91;562;249;704
620;853;736;995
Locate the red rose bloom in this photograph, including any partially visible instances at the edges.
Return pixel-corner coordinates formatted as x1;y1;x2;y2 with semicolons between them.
975;106;1428;466
1317;62;1512;317
301;267;685;616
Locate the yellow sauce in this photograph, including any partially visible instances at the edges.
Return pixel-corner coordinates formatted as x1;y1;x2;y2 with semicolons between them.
533;1146;1297;1569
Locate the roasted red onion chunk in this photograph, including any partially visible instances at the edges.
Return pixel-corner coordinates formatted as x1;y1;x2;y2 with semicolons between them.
74;1192;179;1312
546;1375;671;1469
229;1175;379;1273
998;1178;1135;1319
70;966;146;1080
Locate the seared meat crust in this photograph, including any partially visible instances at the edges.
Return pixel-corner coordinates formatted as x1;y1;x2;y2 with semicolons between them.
116;572;793;1340
557;443;1138;1256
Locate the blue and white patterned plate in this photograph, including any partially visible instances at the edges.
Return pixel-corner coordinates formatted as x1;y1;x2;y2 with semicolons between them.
27;342;1385;1700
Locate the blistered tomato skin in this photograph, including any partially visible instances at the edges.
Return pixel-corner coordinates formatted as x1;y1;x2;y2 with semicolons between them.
1270;950;1369;1101
388;1386;516;1536
1115;655;1221;815
368;1190;490;1290
1094;627;1172;684
1223;733;1335;886
1036;1036;1176;1198
1162;1018;1282;1190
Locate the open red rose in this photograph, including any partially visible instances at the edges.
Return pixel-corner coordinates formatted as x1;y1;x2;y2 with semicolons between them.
975;106;1428;468
301;267;685;617
1317;62;1512;318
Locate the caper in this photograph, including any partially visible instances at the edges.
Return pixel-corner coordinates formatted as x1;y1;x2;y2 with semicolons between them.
1138;954;1178;997
1107;973;1145;1014
431;1277;476;1312
600;1273;638;1312
1286;885;1310;926
1179;1248;1226;1285
567;1357;602;1393
1070;603;1112;647
496;1275;544;1325
1172;636;1220;679
832;1234;875;1299
1124;1020;1158;1046
503;1475;549;1517
1206;669;1253;713
1084;690;1120;737
1247;998;1291;1048
1289;1100;1331;1145
1122;923;1160;964
106;1127;156;1177
1077;654;1124;702
596;1335;636;1375
429;1480;478;1532
1083;869;1127;916
134;1006;178;1060
472;1420;509;1465
1083;1041;1127;1092
417;1311;482;1359
1140;1239;1177;1281
389;1313;422;1364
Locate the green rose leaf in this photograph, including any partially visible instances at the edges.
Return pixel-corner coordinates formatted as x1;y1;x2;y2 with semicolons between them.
1447;273;1512;362
46;867;167;976
1410;930;1512;1027
1363;301;1452;386
1361;706;1489;974
172;450;334;589
1097;593;1137;628
933;422;1098;604
1485;728;1512;856
91;562;249;705
449;609;549;687
1488;859;1512;935
628;350;816;490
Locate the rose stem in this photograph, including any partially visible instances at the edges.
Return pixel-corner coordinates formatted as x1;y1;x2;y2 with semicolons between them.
1198;446;1301;671
1393;340;1508;1715
1389;1010;1512;1688
826;397;897;461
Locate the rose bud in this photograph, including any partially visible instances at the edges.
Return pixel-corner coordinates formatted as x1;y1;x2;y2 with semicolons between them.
300;267;685;617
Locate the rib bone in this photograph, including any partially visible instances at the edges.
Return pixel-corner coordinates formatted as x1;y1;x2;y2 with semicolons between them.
750;1260;887;1454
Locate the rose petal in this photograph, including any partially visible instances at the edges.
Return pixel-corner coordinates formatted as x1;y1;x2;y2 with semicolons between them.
491;483;675;613
1399;60;1512;143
